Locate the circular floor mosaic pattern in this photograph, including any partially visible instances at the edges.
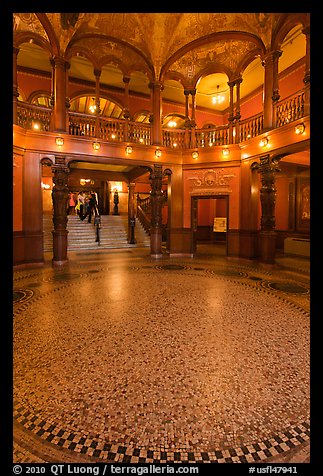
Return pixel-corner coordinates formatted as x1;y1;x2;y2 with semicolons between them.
13;263;310;463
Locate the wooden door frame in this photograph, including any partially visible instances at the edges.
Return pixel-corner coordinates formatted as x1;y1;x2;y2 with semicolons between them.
191;194;230;255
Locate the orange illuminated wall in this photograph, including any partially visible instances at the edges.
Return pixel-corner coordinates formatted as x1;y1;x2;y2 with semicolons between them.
278;64;305;99
17;71;51;100
13;153;23;231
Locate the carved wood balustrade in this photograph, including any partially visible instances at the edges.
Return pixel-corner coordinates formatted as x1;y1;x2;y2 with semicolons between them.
15;88;307;148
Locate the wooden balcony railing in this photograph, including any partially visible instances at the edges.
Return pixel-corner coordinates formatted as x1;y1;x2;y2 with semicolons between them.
162;128;186;149
17;102;51;132
275;89;305;128
238;113;264;142
15;87;307;149
195;125;229;148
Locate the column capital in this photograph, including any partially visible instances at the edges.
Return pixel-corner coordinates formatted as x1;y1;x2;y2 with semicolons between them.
93;68;101;79
52;55;68;69
261;50;282;66
148;81;164;91
123;75;131;84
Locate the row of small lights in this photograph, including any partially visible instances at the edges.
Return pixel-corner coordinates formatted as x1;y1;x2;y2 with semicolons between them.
54;122;306;156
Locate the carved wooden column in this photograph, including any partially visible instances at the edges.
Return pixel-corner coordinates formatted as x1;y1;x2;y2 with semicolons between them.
262;51;279;131
271;50;282;127
127;182;136;244
234;77;242;144
52;56;67;132
252;154;280;263
184;89;191;147
65;61;71;132
302;26;310;116
123;75;131;141
13;46;19;124
51;159;69;266
149;81;163;145
227;80;235;144
190;89;197;148
94;68;101;138
149;164;164;257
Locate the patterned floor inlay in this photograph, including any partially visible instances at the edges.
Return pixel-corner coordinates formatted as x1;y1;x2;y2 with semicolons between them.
13;252;310;464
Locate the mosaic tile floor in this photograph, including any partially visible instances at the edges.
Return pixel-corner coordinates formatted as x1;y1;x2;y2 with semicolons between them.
13;246;310;464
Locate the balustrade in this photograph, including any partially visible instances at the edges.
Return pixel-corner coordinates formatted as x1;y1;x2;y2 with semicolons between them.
69;112;96;136
162;128;186;149
15;87;307;149
275;90;305;128
128;122;151;145
239;113;264;142
17;102;51;131
195;126;229;148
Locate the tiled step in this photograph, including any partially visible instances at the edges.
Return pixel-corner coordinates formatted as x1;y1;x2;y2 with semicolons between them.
43;214;150;252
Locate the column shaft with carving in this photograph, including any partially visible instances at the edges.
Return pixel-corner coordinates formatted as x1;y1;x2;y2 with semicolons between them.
149;82;163;145
52;56;67;132
227;80;235;144
190;89;197;148
149;164;164;257
252;155;280;263
13;46;19;124
93;68;101;138
51;160;69;265
262;51;281;131
303;26;310;116
234;77;242;144
123;76;131;141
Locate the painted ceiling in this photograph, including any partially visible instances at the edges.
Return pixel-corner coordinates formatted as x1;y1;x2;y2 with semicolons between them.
14;13;308;110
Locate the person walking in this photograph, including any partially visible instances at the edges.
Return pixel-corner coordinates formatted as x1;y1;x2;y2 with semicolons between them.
76;191;85;220
68;192;76;215
81;192;97;223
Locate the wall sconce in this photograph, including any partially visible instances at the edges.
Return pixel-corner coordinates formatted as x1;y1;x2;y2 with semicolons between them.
192;150;199;160
222;148;229;157
92;141;100;150
55;136;64;146
155;148;162;158
125;145;133;154
295;123;305;135
259;137;269;147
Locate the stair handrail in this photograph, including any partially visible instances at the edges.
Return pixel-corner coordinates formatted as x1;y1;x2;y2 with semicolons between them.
93;205;101;244
136;204;151;235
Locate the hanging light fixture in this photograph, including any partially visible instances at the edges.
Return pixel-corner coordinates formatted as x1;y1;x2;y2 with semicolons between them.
89;97;97;114
212;85;225;105
192;150;199;160
92;141;100;150
125;145;133;154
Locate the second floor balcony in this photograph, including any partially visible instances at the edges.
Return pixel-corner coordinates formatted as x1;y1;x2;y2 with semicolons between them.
16;88;306;150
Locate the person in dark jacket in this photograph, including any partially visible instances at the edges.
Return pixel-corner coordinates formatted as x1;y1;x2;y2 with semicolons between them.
81;193;97;223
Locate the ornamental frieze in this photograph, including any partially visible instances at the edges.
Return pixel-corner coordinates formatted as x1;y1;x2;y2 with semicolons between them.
187;168;236;194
